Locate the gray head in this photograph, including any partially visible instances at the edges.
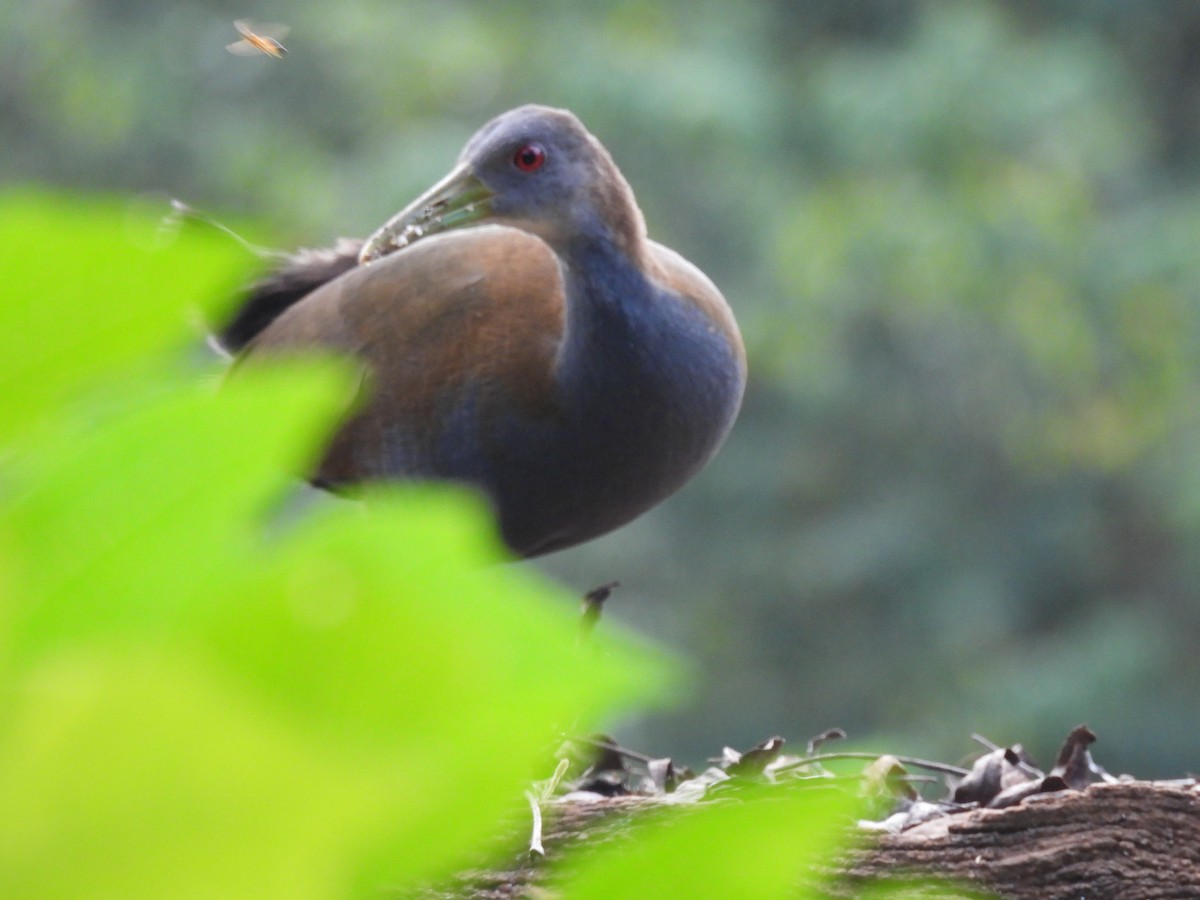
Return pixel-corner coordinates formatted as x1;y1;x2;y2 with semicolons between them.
359;105;647;263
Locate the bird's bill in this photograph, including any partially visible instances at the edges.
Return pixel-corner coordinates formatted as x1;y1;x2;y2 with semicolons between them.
359;165;496;264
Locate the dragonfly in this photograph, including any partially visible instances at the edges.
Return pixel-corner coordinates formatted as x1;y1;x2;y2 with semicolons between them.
226;19;289;58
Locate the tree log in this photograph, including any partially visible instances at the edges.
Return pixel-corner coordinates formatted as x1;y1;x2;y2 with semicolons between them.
838;781;1200;898
415;781;1200;898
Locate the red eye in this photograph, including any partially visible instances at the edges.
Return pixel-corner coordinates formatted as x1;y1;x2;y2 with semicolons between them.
513;142;546;172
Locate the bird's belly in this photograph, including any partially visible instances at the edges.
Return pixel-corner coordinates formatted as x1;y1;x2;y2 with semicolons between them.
484;333;742;555
319;290;744;558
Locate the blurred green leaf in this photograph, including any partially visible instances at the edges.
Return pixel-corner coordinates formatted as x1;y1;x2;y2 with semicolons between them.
557;784;857;899
0;191;244;441
199;489;678;890
4;362;348;665
0;193;679;896
0;645;384;898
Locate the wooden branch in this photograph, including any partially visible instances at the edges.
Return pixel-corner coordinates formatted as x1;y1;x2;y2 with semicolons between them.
838;781;1200;898
417;781;1200;898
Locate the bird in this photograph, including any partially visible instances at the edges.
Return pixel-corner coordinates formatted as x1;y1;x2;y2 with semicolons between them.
220;105;746;558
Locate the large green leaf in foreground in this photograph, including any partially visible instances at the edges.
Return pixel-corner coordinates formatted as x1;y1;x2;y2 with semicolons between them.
0;191;244;441
558;784;857;899
0;192;677;897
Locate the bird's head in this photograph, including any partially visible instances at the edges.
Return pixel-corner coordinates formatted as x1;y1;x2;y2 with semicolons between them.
359;105;646;264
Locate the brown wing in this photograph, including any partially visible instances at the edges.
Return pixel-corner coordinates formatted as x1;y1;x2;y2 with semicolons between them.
219;238;363;353
245;225;566;484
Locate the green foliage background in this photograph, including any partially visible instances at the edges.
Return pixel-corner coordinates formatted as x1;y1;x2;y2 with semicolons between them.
5;0;1200;780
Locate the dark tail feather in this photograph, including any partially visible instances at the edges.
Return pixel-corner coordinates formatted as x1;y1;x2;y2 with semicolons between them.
217;237;364;353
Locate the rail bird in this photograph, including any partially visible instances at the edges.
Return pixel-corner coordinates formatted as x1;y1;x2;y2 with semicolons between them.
221;105;745;557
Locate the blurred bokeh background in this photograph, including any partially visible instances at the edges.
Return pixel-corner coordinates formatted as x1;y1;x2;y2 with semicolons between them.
7;0;1200;776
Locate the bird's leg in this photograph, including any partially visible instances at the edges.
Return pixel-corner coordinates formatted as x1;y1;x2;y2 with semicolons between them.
578;580;620;641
